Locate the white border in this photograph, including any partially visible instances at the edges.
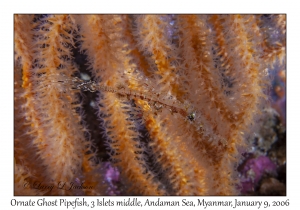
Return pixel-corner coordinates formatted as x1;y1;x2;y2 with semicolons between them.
2;0;298;209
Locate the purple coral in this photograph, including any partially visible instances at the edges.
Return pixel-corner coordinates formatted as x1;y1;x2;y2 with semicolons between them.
103;162;121;195
240;156;277;194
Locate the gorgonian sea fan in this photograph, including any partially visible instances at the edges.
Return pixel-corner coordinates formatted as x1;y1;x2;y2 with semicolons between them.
14;14;285;195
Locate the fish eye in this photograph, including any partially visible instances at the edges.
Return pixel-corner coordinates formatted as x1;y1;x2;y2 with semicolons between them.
187;112;196;121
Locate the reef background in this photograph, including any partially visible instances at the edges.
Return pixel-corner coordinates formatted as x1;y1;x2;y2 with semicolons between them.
14;14;286;195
